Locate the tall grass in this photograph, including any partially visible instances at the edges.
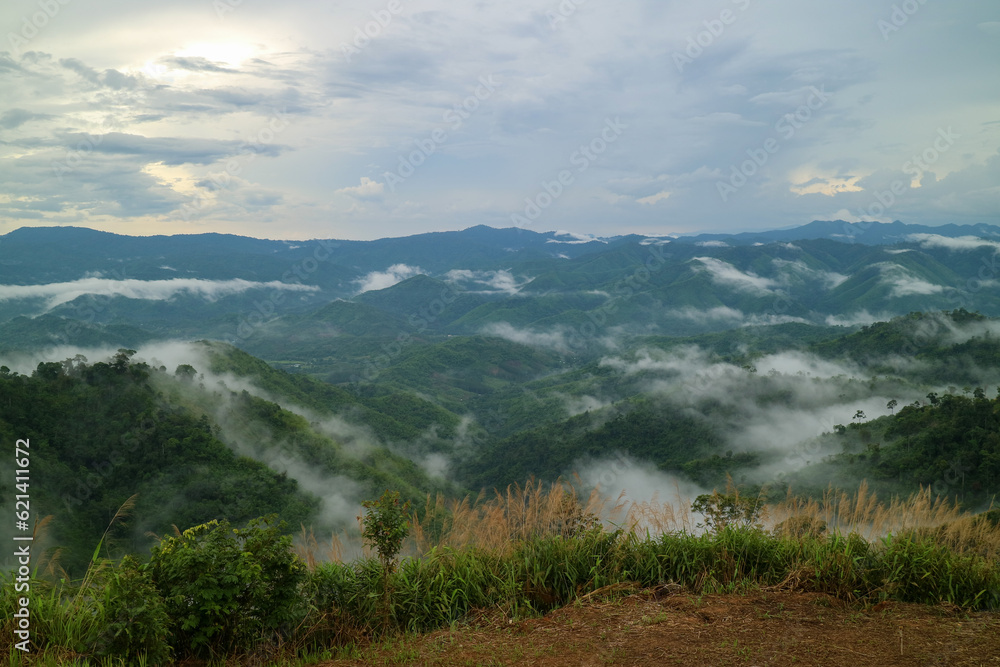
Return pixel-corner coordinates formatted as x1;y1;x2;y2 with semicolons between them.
3;482;998;665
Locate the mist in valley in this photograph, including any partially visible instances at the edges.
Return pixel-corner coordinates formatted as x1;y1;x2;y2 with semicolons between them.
4;305;1000;562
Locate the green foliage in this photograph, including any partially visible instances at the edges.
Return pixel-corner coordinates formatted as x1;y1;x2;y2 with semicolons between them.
464;404;726;491
146;516;305;658
362;490;411;574
0;352;317;575
202;341;459;443
692;491;766;533
97;555;172;665
772;515;827;539
4;514;1000;663
807;388;1000;504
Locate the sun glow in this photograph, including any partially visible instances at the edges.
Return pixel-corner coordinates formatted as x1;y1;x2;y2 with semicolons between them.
174;42;255;68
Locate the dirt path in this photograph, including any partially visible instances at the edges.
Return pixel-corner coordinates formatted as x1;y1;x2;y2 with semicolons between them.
319;590;1000;666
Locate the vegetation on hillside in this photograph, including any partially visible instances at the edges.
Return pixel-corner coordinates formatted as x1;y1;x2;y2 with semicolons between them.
0;350;315;576
2;482;998;665
0;349;457;576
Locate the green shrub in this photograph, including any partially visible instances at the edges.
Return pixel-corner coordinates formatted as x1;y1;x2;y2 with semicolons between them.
692;491;765;533
361;490;411;574
361;490;411;631
146;515;305;658
97;555;172;665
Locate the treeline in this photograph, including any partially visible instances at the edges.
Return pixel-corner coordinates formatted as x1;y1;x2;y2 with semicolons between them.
0;348;461;577
460;402;737;490
826;389;1000;503
0;350;317;575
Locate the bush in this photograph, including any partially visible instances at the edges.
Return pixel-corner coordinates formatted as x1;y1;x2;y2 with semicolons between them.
147;515;305;658
98;555;172;665
692;491;766;533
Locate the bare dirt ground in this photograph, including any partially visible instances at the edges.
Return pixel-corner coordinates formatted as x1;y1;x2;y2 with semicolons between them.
319;589;1000;666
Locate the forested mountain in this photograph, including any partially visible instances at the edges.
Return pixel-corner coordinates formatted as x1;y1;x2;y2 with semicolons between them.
785;388;1000;502
678;219;1000;247
0;347;460;575
3;222;1000;572
3;221;1000;351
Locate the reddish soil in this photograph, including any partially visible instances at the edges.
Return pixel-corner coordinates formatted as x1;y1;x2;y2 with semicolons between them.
319;589;1000;666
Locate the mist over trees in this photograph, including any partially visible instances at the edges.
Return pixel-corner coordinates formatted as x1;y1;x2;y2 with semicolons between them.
3;225;1000;663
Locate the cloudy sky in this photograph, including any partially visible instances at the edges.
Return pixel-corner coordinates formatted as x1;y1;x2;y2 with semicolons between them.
0;0;997;240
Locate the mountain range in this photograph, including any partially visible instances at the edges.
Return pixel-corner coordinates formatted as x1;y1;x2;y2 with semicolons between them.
1;220;1000;357
4;219;1000;572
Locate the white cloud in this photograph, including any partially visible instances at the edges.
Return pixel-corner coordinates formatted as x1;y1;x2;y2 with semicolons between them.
742;313;812;326
889;278;944;297
0;1;995;239
877;263;945;297
667;305;745;325
825;310;894;327
353;264;423;294
636;190;671;205
574;455;706;532
772;258;849;288
336;177;385;200
691;257;777;294
907;233;1000;252
481;322;571;353
695;240;729;248
546;230;608;245
753;351;861;379
444;269;527;295
0;277;318;312
561;394;610;417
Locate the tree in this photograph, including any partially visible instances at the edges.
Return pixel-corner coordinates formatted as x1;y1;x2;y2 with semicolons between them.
360;490;411;630
111;348;137;373
853;409;866;422
691;489;765;533
887;399;898;414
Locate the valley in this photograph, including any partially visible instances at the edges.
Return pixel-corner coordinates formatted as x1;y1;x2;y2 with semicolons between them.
1;221;999;664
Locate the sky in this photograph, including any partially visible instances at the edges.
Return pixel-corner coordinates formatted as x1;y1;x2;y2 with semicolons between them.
0;0;998;241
